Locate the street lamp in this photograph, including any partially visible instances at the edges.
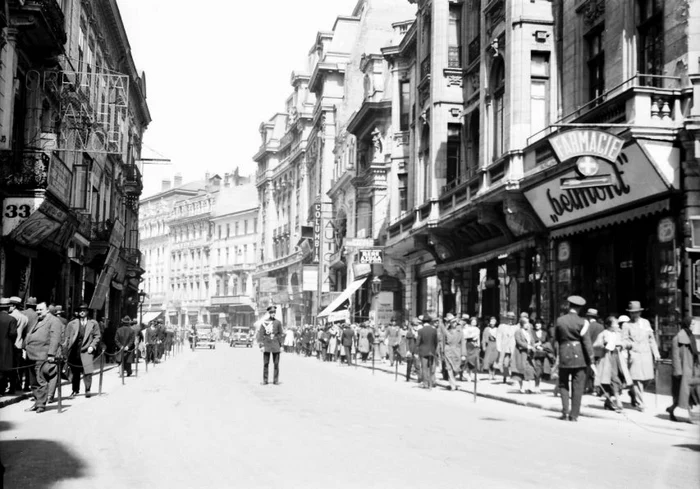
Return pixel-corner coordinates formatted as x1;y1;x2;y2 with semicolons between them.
371;276;382;296
136;290;147;375
370;276;382;375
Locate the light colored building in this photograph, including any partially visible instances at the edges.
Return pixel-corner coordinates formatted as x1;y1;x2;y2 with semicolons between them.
210;177;258;328
139;175;204;324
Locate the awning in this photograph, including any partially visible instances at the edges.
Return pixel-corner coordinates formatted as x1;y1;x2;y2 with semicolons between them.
141;311;164;324
550;198;670;239
317;277;367;318
436;237;536;273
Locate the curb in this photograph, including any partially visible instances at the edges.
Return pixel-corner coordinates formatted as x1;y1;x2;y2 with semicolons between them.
349;359;611;419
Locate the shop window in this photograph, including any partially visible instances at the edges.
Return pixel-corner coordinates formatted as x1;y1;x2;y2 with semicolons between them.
586;29;605;102
531;52;550;135
490;59;505;159
637;0;663;87
399;81;411;130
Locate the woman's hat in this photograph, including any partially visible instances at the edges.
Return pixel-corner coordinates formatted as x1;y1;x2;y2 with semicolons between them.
586;308;599;317
618;315;631;323
267;305;277;313
626;301;644;312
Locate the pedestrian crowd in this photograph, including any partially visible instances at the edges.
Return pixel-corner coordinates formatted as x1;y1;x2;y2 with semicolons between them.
277;297;699;424
0;295;182;414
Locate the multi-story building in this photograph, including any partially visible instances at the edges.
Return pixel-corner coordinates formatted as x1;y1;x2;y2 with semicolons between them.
254;0;416;326
210;174;258;328
139;174;204;323
382;0;698;361
0;0;150;325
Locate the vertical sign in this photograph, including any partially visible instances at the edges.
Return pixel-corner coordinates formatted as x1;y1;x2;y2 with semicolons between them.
313;203;322;263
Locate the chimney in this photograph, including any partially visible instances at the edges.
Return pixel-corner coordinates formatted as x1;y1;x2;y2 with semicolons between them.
205;172;210;182
224;173;230;187
174;173;183;187
161;179;171;192
234;167;240;186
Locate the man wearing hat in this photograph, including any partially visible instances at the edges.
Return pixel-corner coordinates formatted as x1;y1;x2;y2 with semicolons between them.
496;312;518;384
0;298;18;396
8;297;27;395
63;302;101;399
23;302;61;413
585;308;604;394
386;318;402;367
115;316;137;377
621;301;659;411
18;297;38;392
554;295;595;421
255;305;284;385
415;315;439;389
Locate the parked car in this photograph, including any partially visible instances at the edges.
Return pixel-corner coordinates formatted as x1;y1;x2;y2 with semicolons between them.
229;326;253;348
195;324;216;349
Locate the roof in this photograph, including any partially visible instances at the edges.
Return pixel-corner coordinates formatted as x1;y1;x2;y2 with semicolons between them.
212;184;259;218
140;180;206;204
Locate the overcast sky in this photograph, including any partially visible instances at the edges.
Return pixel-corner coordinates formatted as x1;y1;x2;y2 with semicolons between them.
118;0;359;198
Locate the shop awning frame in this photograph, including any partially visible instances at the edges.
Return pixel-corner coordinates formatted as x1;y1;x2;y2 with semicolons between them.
435;237;536;273
141;311;164;325
317;277;368;318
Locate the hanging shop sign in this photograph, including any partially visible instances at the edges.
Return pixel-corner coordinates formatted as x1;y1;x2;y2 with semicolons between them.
359;248;384;264
47;156;72;206
313;203;322;263
8;199;68;246
524;142;669;228
2;197;43;236
549;129;624;164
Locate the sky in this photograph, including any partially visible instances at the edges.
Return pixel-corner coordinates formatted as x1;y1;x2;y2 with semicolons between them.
118;0;360;198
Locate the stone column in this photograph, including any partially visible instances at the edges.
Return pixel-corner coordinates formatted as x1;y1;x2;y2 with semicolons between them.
0;28;18;150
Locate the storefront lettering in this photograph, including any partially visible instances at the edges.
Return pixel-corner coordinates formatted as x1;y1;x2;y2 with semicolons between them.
550;129;623;163
546;159;631;223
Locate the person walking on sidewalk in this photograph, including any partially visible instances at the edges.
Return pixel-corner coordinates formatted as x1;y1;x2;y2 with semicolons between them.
462;317;481;382
404;319;419;382
23;302;61;413
481;317;499;381
585;308;604;395
496;312;517;384
7;297;27;396
554;295;595;422
438;316;466;391
416;316;438;390
592;315;631;413
386;319;401;367
115;316;137;377
621;301;659;412
340;322;355;366
0;298;18;397
667;317;699;423
511;314;536;393
256;305;284;385
530;318;553;393
64;303;101;399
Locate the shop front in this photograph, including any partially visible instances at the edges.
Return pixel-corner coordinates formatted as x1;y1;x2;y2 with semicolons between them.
523;131;681;356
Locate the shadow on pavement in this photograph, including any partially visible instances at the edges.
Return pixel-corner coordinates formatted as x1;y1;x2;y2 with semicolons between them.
673;444;699;452
2;439;87;489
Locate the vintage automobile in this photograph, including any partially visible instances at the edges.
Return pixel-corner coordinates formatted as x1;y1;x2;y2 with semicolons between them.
229;326;253;348
195;324;217;349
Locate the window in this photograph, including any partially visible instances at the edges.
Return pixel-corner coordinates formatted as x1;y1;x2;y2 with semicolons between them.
399;81;410;131
226;224;230;238
490;59;505;159
71;163;90;211
448;6;462;68
398;174;408;213
243;244;248;262
446;124;462;187
587;30;604;102
244;220;248;235
637;0;663;87
254;218;258;233
530;53;550;135
218;226;221;239
235;222;239;235
466;110;480;174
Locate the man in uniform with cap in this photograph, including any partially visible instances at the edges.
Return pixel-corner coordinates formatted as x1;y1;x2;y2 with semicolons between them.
554;295;595;421
23;302;61;412
63;302;101;398
115;316;137;377
585;308;604;394
256;305;284;385
415;315;439;389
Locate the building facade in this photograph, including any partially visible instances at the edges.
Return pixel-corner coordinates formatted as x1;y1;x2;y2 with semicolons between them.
0;0;150;326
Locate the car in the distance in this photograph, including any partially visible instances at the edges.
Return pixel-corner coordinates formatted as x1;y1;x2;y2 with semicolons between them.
229;326;253;348
195;324;216;349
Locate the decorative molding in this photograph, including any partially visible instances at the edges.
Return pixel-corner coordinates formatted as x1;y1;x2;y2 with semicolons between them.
579;0;605;29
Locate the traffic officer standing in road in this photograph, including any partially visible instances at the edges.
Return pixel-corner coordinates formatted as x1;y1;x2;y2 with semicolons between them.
555;295;595;422
256;305;284;385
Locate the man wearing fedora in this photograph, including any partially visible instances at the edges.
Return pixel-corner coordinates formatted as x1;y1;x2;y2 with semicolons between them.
256;305;284;385
621;300;659;412
24;302;61;413
416;315;439;389
115;316;137;377
554;295;595;421
18;297;38;392
585;308;604;395
64;302;101;398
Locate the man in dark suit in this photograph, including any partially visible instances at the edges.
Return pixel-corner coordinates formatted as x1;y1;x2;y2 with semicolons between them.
63;302;101;399
24;302;61;413
0;298;18;396
18;297;38;391
340;322;355;366
256;305;284;385
115;316;137;377
555;296;595;422
415;315;438;389
585;308;604;394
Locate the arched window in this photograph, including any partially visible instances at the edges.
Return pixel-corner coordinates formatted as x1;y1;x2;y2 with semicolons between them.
490;59;505;159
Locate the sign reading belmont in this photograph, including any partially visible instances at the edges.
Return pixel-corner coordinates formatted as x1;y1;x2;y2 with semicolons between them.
549;129;624;163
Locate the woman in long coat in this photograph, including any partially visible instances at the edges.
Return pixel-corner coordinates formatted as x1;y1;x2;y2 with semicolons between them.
481;317;499;380
462;318;481;381
530;318;552;393
667;317;699;423
357;324;371;362
511;319;535;393
593;316;632;412
438;319;466;390
622;304;660;411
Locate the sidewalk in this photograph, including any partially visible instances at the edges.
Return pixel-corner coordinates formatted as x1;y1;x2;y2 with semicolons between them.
350;357;699;428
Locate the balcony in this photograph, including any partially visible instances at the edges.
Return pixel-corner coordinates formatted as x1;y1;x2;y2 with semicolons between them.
420;56;431;79
123;164;143;197
0;150;49;191
10;0;67;56
210;295;254;307
214;262;256;274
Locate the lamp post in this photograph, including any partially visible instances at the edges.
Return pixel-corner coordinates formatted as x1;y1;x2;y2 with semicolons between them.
137;290;146;375
370;276;381;375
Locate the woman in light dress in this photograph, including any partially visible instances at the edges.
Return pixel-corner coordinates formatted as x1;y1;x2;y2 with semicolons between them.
593;315;632;413
438;317;466;390
462;317;481;381
358;323;371;362
283;327;295;353
481;317;499;380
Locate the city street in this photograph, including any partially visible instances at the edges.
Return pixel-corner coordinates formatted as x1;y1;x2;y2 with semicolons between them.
1;346;698;489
